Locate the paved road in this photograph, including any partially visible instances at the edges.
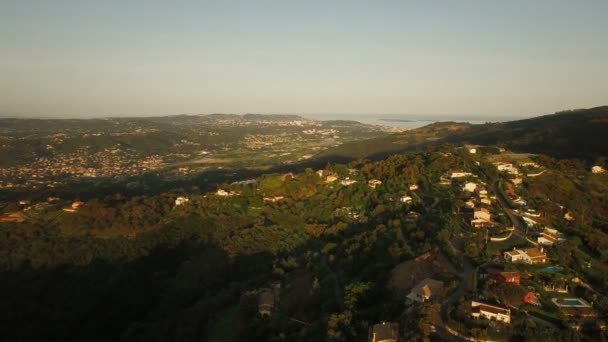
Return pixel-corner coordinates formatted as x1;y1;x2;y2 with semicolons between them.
492;180;526;240
435;248;475;341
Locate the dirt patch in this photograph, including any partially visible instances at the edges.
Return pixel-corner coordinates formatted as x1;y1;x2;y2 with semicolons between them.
191;157;232;164
388;248;458;294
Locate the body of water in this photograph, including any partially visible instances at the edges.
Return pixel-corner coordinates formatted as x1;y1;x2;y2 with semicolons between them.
301;113;534;129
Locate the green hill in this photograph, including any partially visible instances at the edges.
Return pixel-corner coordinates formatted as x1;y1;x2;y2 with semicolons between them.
318;106;608;162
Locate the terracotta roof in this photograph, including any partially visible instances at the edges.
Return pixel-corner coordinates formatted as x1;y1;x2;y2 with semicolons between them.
524;248;546;258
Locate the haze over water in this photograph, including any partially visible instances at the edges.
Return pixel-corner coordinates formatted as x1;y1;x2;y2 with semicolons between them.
302;113;535;129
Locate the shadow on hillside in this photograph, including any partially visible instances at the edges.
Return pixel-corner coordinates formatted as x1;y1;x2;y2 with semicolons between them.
0;240;274;341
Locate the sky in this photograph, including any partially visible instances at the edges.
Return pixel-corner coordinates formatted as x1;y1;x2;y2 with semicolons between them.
1;0;607;118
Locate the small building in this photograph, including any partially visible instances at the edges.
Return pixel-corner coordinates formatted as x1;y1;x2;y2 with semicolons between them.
408;184;419;191
400;196;413;204
71;201;84;209
480;198;492;205
341;178;357;186
258;289;275;317
263;196;284;203
216;189;232;196
524;209;541;217
0;212;26;223
474;208;491;222
494;162;519;175
495;271;521;285
537;227;565;246
407;278;444;303
368;179;382;189
326;174;338;183
282;172;295;181
450;170;473;178
469;148;477;154
471;219;495;228
368;322;399;342
471;301;511;324
405;211;420;222
522;292;541;306
504;247;548;264
591;165;606;174
463;182;477;192
174;197;189;206
543;282;569;293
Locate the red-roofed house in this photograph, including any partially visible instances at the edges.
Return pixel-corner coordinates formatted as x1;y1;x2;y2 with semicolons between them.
495;272;521;285
522;292;541;306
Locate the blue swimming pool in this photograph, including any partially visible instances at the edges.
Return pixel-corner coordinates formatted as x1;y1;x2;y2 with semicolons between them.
552;298;591;308
543;266;562;273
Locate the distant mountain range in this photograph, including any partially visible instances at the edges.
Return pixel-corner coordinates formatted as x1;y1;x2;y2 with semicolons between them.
318;106;608;162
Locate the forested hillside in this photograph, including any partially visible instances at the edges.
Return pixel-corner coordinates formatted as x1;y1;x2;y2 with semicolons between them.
319;106;608;163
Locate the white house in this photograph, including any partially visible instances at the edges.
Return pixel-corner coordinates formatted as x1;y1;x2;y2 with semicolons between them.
263;196;284;203
592;166;606;174
175;197;189;206
450;171;473;178
368;179;382;189
469;148;477;154
340;178;357;186
474;208;491;221
504;247;548;264
462;182;477;192
471;301;511;324
400;196;413;204
480;198;492;205
409;184;419;191
537;227;565;246
325;174;338;183
216;189;236;196
564;212;575;221
494;162;519;175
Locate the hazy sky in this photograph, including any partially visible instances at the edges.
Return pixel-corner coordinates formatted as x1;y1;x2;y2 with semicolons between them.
1;1;607;118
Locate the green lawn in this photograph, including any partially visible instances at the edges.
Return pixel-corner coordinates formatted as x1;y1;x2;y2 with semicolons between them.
486;236;529;255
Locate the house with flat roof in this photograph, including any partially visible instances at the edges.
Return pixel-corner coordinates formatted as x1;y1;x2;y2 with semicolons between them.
450;170;473;178
504;247;548;264
400;196;412;204
471;301;511;324
474;208;491;221
463;182;477;192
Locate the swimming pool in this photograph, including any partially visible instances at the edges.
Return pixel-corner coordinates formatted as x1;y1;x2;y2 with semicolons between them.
552;298;591;308
543;266;562;273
